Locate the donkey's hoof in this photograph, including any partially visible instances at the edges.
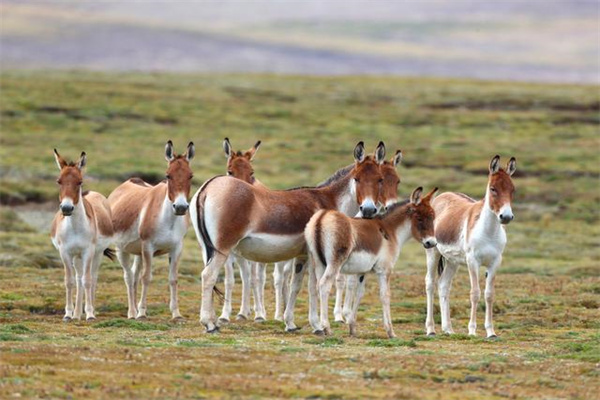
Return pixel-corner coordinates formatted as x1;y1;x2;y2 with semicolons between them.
206;326;220;334
313;329;325;336
285;326;301;333
236;314;248;321
334;319;345;324
487;334;499;339
136;315;148;321
427;332;436;337
62;316;72;323
218;317;230;324
254;317;266;323
86;316;96;322
172;316;185;323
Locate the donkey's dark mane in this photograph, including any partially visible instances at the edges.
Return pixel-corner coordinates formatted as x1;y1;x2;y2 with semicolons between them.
284;164;354;191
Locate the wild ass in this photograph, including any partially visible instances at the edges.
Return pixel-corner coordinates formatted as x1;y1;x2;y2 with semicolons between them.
108;141;195;320
306;187;437;338
334;150;403;323
51;150;114;321
218;137;277;322
191;141;387;332
425;155;516;338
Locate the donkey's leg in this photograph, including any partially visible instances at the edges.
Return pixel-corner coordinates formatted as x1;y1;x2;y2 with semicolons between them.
117;251;137;319
168;244;184;321
253;263;267;321
91;250;103;307
283;258;307;332
82;248;100;321
136;245;154;319
307;259;322;332
282;259;293;307
378;268;396;338
273;261;286;321
347;275;366;337
333;272;346;323
59;250;76;321
438;260;458;335
466;255;481;336
200;252;229;333
484;256;502;338
342;275;358;322
317;265;338;335
219;255;235;323
71;255;85;320
425;248;441;336
237;257;252;320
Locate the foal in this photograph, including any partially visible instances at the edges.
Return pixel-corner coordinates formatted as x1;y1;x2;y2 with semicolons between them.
191;141;386;332
109;141;195;320
51;150;114;321
334;150;403;322
425;155;516;338
306;187;437;338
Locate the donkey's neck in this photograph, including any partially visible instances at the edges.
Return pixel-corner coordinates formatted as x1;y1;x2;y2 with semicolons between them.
381;204;412;245
474;190;502;238
328;176;359;216
64;190;91;231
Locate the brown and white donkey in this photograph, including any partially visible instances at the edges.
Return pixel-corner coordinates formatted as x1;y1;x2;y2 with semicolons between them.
108;141;195;320
425;155;516;338
192;141;387;332
306;187;437;338
51;150;114;321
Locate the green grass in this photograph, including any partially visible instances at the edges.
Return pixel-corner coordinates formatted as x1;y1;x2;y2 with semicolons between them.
0;71;599;399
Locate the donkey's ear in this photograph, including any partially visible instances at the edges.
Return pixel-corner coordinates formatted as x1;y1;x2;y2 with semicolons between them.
424;187;439;201
411;187;423;205
53;149;67;170
392;150;403;167
489;155;501;174
223;138;232;158
185;142;195;161
247;140;261;161
77;151;87;170
165;140;175;162
354;141;365;163
506;157;516;176
375;141;386;165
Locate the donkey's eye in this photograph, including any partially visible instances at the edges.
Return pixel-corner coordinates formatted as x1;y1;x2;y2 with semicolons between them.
189;175;194;180
354;178;360;183
490;187;497;193
56;179;62;184
227;171;233;176
77;181;82;186
378;178;383;183
166;174;172;180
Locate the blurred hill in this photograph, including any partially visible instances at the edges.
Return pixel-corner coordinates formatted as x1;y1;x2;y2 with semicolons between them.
1;1;598;83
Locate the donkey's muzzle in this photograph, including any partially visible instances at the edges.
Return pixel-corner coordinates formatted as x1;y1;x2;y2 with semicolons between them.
173;204;189;215
423;239;437;249
499;214;514;225
60;205;74;216
360;205;377;219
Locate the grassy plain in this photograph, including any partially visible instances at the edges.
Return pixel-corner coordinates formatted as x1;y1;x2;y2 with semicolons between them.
0;71;598;399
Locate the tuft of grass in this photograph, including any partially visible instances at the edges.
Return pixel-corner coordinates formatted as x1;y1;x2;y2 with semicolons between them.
94;319;170;331
367;338;417;348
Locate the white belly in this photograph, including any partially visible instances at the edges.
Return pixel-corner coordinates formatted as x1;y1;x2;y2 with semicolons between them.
234;233;305;263
437;242;466;266
340;251;377;275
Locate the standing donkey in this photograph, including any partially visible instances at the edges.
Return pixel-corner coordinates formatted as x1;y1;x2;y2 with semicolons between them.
108;141;195;320
51;150;114;321
334;150;403;323
191;141;387;332
219;138;270;322
425;155;516;338
306;187;437;338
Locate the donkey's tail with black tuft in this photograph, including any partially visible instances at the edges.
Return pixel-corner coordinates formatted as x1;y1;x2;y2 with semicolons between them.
190;176;222;266
437;255;445;276
103;248;116;262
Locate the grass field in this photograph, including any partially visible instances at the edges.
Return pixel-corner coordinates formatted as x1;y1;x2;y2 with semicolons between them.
0;71;598;399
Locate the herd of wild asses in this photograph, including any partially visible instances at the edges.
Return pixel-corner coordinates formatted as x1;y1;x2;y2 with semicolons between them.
51;139;516;338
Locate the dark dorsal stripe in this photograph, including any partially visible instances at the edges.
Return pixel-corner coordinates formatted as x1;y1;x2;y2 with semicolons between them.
455;192;477;203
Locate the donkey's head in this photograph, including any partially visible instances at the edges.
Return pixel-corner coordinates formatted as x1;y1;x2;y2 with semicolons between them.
54;149;86;216
165;140;195;216
350;141;386;219
487;155;517;225
408;187;438;249
223;137;261;184
379;150;403;211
